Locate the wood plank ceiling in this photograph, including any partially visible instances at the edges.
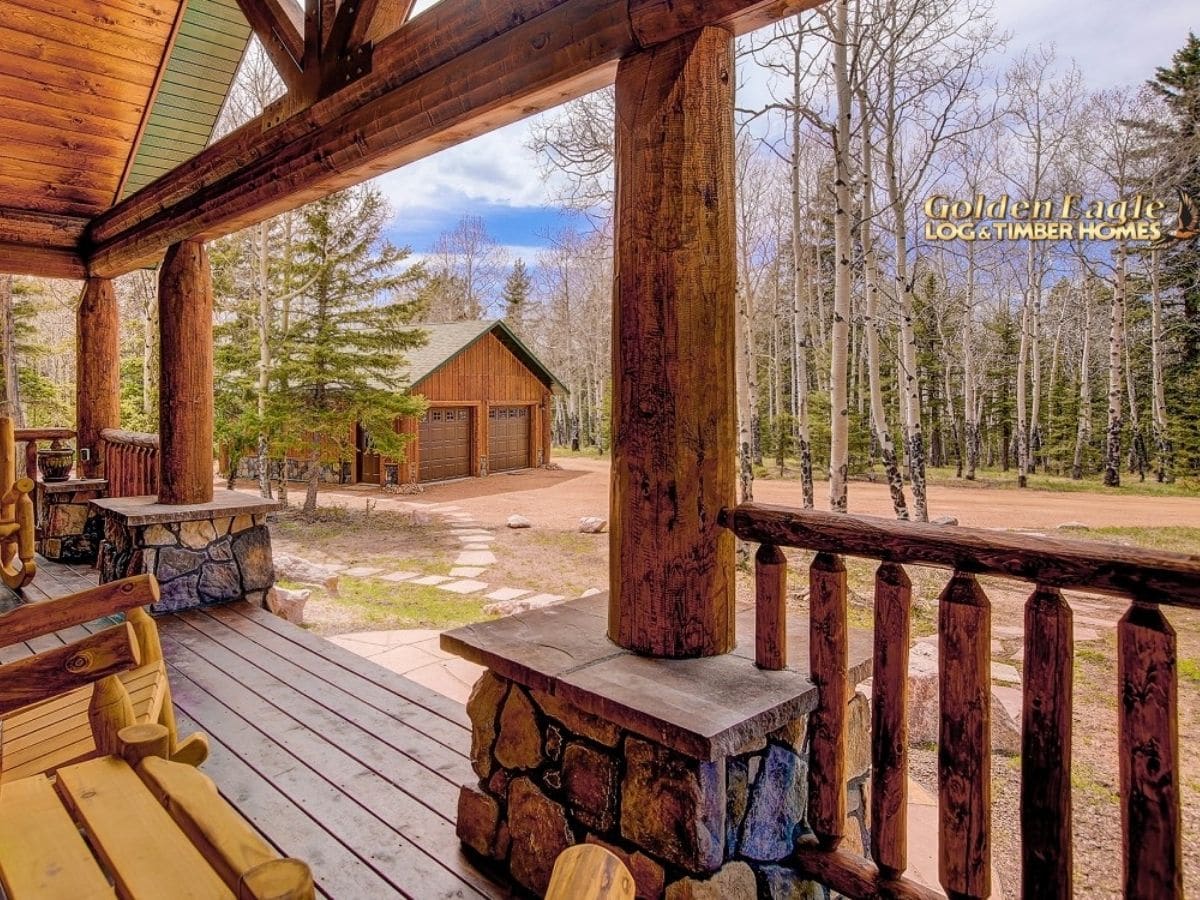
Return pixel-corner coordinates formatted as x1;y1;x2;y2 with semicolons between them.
0;0;251;218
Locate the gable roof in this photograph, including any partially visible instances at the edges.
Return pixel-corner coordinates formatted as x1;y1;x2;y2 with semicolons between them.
406;320;567;394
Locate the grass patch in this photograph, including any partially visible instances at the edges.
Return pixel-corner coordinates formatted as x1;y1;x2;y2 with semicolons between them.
1076;645;1109;666
1071;762;1119;806
321;576;494;631
551;445;609;460
1060;526;1200;556
1180;658;1200;685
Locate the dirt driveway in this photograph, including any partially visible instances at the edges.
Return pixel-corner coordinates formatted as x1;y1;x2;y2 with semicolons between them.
401;456;1200;531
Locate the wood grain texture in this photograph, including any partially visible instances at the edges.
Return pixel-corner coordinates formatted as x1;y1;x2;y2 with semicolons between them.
808;551;847;849
938;573;991;900
1021;586;1072;899
871;561;910;878
0;242;86;279
721;503;1200;605
1118;602;1182;900
0;575;158;649
158;239;214;505
87;0;818;276
0;623;140;717
545;844;636;900
0;773;116;900
77;278;122;479
609;25;737;658
754;543;787;670
791;841;944;900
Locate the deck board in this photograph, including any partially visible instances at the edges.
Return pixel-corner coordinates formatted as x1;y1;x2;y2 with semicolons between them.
3;558;509;899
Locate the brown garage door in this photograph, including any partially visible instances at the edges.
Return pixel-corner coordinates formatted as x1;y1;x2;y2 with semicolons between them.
419;408;471;482
488;406;531;473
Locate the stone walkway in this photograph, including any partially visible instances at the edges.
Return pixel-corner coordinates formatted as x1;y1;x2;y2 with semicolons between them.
321;499;597;700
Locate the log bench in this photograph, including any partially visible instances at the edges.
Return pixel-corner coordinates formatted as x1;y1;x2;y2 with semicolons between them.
0;724;314;899
0;575;207;784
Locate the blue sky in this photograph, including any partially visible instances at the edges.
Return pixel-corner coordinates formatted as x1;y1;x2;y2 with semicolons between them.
368;0;1197;259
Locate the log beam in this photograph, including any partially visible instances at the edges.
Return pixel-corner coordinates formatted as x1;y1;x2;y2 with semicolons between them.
158;240;214;505
235;0;306;92
608;25;737;658
76;278;121;479
86;0;822;278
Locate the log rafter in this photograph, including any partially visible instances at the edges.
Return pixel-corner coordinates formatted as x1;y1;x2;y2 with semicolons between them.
235;0;306;92
86;0;819;278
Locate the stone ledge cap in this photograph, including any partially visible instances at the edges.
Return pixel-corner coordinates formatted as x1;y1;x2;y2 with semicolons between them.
90;489;283;526
39;477;108;493
442;595;871;761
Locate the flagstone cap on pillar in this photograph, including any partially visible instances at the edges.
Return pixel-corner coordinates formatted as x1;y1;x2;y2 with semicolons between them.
442;594;873;761
90;489;282;525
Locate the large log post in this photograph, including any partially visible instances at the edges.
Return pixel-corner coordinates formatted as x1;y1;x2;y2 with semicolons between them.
158;240;214;505
609;26;737;658
76;277;121;479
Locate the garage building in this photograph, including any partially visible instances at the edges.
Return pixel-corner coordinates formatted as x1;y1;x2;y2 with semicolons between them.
356;320;565;485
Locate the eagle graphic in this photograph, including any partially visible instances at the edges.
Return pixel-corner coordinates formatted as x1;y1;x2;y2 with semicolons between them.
1150;187;1200;248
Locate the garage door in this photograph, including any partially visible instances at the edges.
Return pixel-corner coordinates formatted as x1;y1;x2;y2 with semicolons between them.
420;408;471;482
488;406;531;473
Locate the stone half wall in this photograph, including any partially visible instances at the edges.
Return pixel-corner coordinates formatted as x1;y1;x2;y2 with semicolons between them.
98;513;275;613
36;478;107;564
457;671;871;899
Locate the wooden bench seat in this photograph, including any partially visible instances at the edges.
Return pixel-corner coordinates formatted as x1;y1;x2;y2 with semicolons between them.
0;737;314;900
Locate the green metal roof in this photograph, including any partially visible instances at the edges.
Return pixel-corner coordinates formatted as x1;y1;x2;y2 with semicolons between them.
121;0;252;200
406;320;568;394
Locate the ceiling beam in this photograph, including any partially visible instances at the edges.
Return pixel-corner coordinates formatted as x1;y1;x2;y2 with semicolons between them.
235;0;306;92
87;0;820;277
0;243;87;280
0;208;88;249
325;0;395;59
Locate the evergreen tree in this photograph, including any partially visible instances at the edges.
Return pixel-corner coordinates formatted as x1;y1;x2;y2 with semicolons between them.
502;259;532;328
268;186;428;512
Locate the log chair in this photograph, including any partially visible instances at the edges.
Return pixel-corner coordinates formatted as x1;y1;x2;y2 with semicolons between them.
0;417;35;590
0;574;208;783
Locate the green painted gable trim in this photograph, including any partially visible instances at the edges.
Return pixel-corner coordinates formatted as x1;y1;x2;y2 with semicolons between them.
121;0;252;200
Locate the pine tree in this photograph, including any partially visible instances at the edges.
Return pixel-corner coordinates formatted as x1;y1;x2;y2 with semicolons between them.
268;186;428;513
502;259;532;329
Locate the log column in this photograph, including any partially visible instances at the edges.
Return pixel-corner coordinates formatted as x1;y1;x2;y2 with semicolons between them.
609;26;737;658
158;239;214;505
76;277;121;479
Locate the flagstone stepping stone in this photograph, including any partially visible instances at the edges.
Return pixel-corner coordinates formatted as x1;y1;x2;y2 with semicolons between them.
439;579;490;595
1074;615;1119;629
456;534;496;542
992;625;1023;638
450;566;487;578
462;543;491;551
991;662;1021;684
380;571;420;582
343;566;384;577
411;574;452;585
524;593;564;607
456;550;497;566
486;587;530;602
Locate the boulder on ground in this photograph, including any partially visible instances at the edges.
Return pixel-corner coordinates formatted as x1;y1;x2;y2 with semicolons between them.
931;515;959;526
507;515;533;529
265;585;311;625
273;553;339;594
579;516;608;534
908;638;1021;755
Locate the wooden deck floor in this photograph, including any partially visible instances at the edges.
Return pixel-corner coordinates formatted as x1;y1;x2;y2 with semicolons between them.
5;559;510;899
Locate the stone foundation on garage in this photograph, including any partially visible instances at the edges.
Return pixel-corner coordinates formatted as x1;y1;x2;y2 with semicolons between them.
92;491;282;613
442;597;873;899
36;477;107;563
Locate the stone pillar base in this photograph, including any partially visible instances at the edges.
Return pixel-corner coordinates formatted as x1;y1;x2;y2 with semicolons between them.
92;491;282;613
442;597;873;899
36;478;107;564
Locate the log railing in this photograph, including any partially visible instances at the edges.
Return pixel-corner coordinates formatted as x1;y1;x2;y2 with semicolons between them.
719;502;1199;900
13;427;74;479
100;429;160;499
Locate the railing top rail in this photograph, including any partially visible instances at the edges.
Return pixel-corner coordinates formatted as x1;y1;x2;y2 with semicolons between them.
13;428;74;441
100;428;160;449
719;502;1200;607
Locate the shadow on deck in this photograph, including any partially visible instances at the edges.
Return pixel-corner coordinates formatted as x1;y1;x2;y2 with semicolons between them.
8;558;510;899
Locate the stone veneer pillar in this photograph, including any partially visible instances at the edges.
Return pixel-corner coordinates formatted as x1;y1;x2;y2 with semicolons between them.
92;491;280;614
36;478;107;563
442;598;874;899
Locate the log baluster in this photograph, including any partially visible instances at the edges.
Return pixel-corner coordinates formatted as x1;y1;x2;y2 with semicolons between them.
938;572;991;900
1021;586;1073;899
755;543;787;670
1119;602;1182;900
871;562;911;879
809;551;848;849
